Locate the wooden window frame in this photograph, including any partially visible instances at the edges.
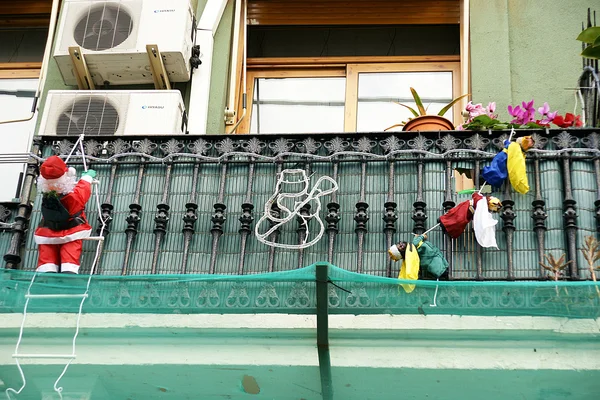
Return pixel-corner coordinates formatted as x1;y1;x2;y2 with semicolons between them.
345;61;461;132
238;67;346;134
0;62;41;79
240;56;461;134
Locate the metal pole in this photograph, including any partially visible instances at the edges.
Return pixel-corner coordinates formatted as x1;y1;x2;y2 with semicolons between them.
315;262;333;400
238;153;256;275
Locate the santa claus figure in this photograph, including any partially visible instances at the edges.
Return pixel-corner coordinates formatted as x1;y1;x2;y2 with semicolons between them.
34;156;96;274
438;192;502;241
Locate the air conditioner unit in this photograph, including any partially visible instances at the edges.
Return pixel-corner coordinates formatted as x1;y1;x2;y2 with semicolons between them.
38;90;186;136
54;0;194;86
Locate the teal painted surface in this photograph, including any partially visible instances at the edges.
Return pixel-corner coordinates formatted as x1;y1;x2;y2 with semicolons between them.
470;0;592;120
1;264;599;317
0;364;597;399
206;0;234;134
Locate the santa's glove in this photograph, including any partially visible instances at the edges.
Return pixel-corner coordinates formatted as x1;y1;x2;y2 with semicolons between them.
81;169;97;182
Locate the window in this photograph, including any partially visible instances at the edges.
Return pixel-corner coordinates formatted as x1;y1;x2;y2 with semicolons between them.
0;1;50;78
239;59;461;134
0;78;39;202
234;0;470;134
0;1;48;200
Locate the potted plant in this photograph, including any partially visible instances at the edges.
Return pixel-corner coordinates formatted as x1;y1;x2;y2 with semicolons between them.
385;87;469;132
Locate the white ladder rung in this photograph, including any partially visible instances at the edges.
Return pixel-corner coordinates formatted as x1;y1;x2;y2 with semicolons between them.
82;236;104;241
13;354;76;359
25;293;88;299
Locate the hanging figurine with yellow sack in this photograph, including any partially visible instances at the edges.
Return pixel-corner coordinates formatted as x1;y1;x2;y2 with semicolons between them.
388;234;448;293
481;135;535;194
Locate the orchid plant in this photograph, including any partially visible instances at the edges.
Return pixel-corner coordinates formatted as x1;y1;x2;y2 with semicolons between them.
459;100;583;131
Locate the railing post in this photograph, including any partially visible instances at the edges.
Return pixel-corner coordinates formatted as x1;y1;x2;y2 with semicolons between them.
553;133;579;280
4;138;41;269
316;262;333;400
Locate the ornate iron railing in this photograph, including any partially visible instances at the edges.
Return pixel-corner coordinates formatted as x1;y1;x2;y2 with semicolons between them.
3;129;600;281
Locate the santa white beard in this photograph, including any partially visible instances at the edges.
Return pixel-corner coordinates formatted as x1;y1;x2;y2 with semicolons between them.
37;167;77;194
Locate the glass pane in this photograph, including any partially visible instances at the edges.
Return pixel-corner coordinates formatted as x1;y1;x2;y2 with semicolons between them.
356;71;453;132
0;78;38;202
250;77;345;134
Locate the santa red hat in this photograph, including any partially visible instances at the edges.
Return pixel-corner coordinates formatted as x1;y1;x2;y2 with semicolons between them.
40;156;68;180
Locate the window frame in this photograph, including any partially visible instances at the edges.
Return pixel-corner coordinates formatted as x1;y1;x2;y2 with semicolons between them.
345;61;461;132
0;62;41;79
240;56;462;134
239;66;346;134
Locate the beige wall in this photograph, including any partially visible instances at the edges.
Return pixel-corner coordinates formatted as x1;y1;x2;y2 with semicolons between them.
470;0;593;120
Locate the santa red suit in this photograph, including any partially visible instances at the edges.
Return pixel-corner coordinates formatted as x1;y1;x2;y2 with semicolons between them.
34;156;94;274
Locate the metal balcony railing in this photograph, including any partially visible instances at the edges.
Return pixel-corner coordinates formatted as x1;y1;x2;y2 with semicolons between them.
2;129;600;282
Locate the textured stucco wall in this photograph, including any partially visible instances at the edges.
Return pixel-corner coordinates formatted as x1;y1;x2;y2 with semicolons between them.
470;0;592;120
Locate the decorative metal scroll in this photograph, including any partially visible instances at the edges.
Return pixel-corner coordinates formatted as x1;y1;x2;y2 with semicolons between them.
255;169;339;249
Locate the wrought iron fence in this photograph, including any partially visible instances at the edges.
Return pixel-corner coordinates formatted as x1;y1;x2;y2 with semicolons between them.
3;129;600;281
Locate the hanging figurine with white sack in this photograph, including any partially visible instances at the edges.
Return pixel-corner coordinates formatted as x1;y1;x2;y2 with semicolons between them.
438;192;503;249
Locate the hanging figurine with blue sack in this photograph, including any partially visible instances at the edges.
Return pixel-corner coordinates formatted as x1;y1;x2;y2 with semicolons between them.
482;136;534;194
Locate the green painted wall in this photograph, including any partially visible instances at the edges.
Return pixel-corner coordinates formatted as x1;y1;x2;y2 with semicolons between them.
204;0;234;134
470;0;592;120
0;364;597;399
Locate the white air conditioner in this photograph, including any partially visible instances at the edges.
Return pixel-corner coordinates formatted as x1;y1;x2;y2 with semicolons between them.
54;0;195;86
38;90;186;136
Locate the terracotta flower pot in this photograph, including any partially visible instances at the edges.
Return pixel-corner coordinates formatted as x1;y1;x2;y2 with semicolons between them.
402;115;455;132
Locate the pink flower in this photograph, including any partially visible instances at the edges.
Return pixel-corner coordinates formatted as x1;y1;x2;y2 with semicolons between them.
486;102;497;119
508;100;536;125
521;100;536;123
508;104;524;123
537;102;558;125
465;101;486;118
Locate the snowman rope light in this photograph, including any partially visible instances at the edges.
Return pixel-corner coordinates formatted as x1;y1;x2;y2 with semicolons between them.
255;169;338;249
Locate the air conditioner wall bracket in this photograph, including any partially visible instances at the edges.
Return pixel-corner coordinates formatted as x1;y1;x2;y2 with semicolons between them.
68;46;95;90
146;44;172;90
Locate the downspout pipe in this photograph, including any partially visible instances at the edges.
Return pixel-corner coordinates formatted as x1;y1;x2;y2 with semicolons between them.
187;0;229;135
0;0;61;125
225;0;247;133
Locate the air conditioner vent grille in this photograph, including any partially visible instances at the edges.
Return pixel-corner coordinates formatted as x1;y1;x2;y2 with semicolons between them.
74;3;134;51
56;98;120;136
